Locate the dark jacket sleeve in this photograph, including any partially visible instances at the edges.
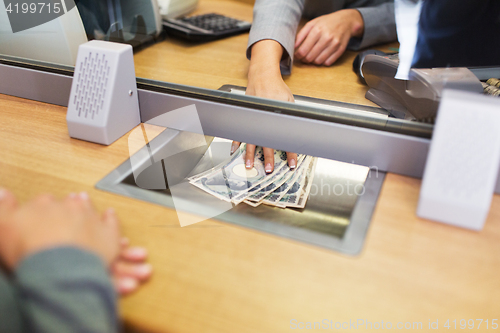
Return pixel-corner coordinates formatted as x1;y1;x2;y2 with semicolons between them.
412;0;500;68
13;247;118;333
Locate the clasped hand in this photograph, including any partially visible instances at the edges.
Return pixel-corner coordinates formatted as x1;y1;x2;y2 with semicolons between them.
0;190;152;295
294;9;364;66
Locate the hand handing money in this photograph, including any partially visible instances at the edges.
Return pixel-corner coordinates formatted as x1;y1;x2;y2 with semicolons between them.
189;144;317;209
243;40;298;173
230;141;297;173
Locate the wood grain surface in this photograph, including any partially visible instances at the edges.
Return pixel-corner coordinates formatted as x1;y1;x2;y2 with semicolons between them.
1;90;499;333
1;1;499;332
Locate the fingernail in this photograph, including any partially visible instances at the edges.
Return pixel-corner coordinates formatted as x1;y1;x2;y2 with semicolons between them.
79;192;89;200
0;188;6;200
68;193;77;198
120;277;138;291
106;208;115;216
129;247;148;258
230;143;238;154
246;160;252;168
136;263;152;276
265;163;272;173
289;159;296;170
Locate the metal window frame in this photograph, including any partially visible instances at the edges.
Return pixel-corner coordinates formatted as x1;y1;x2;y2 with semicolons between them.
0;55;431;176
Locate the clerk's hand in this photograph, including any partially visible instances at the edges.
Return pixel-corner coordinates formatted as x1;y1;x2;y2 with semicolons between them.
231;141;297;173
231;74;297;172
232;40;297;172
0;189;152;296
246;52;295;103
294;9;364;66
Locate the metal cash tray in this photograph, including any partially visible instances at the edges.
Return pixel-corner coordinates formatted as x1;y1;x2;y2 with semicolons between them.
96;89;386;255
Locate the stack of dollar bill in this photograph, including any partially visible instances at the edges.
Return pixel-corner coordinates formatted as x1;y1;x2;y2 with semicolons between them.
188;144;317;208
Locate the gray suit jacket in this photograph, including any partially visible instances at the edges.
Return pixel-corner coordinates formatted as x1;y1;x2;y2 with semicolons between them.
247;0;397;74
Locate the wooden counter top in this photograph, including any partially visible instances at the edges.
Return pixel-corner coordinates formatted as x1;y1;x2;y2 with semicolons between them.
1;93;499;333
1;0;499;332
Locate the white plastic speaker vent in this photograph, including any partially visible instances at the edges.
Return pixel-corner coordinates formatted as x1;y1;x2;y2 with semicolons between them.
66;40;140;145
72;52;110;120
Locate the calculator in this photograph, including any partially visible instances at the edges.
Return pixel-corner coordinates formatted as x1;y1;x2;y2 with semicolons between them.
162;13;251;42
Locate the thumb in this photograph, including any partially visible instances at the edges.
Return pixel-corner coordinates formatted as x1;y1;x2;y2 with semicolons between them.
0;189;18;220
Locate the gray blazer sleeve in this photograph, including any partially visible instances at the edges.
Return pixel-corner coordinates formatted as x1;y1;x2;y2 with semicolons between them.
247;0;305;75
14;247;118;333
247;0;396;75
349;2;397;50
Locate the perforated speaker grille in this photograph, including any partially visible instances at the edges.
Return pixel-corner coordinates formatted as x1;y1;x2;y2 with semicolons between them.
72;52;111;119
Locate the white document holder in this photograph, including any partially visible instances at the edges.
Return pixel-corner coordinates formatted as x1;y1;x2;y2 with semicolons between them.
417;89;500;230
66;40;140;145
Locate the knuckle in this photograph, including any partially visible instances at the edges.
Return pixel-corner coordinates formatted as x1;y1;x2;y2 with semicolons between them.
312;26;322;35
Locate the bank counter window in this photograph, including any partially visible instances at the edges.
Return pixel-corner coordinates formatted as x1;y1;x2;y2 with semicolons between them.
0;1;500;333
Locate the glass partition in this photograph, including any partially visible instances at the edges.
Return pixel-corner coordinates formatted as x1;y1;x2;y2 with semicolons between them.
0;0;434;139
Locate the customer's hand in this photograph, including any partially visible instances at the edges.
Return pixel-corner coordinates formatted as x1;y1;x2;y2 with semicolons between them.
234;40;297;172
0;190;120;269
112;237;152;295
0;189;151;295
295;9;364;66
